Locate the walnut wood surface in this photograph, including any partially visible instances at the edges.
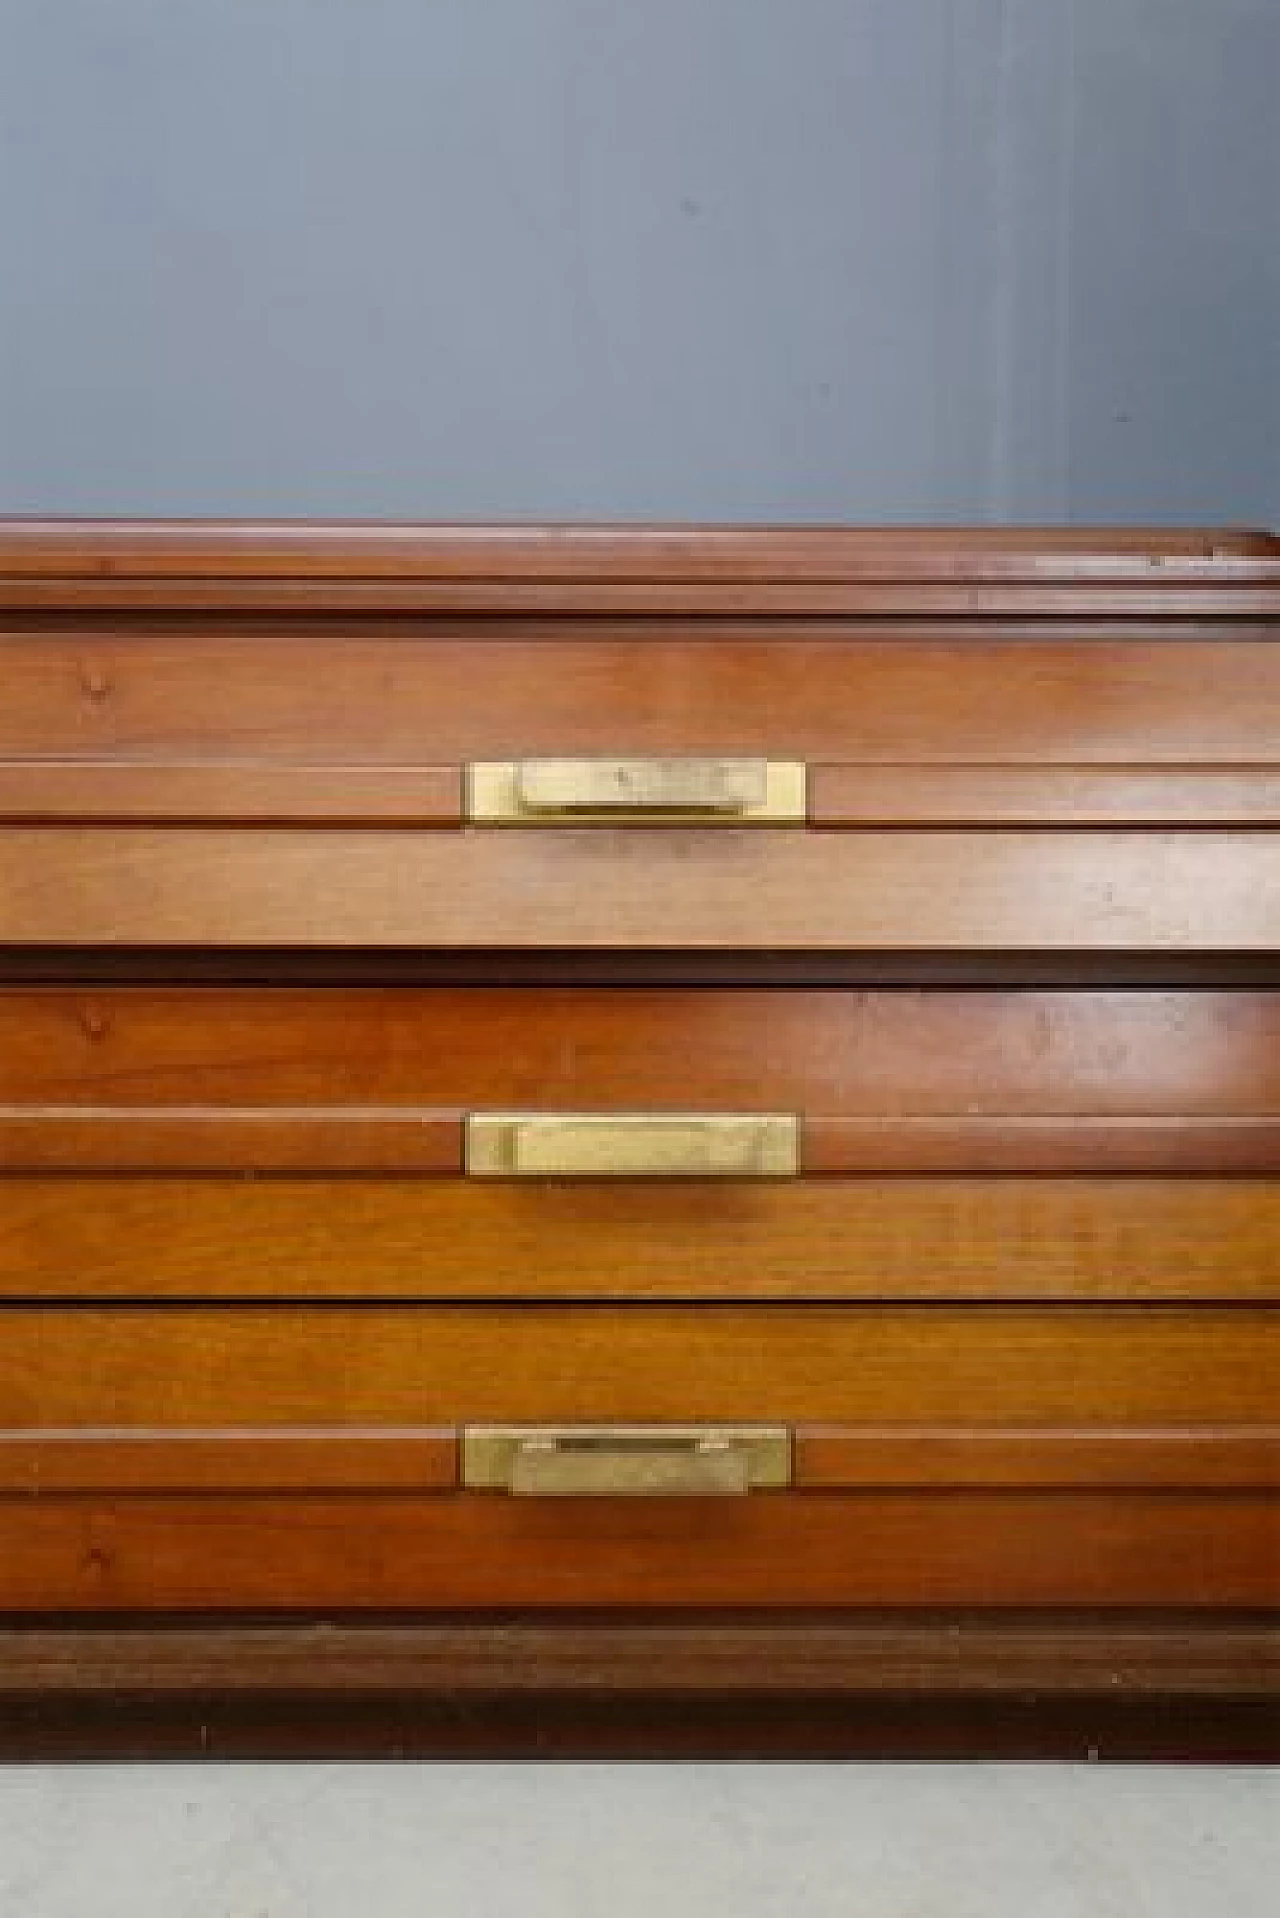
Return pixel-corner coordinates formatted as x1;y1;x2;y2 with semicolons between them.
3;1176;1276;1299
0;1490;1274;1609
5;1613;1274;1698
4;826;1279;951
2;1617;1275;1759
1;1308;1272;1425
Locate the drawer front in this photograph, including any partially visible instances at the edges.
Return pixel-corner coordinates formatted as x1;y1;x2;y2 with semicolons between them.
4;629;1279;820
2;1298;1275;1607
3;986;1277;1300
1;1490;1275;1611
1;1304;1275;1611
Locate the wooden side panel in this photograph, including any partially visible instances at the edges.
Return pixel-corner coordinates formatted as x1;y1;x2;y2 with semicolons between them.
3;827;1279;949
0;1491;1274;1609
2;1177;1277;1300
0;1308;1273;1425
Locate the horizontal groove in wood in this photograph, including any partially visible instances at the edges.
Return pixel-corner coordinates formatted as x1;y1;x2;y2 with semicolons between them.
4;828;1279;950
802;1118;1280;1174
2;1614;1273;1699
3;1425;1272;1495
6;951;1279;990
6;638;1280;765
8;989;1278;1114
795;1426;1280;1489
5;761;1280;827
5;1111;1280;1174
810;764;1280;825
2;1178;1276;1300
0;1308;1273;1425
0;1428;457;1493
0;761;460;824
0;1492;1274;1609
4;581;1276;617
0;1109;463;1172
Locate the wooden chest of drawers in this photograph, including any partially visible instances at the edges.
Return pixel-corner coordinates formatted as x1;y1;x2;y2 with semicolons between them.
1;521;1276;1755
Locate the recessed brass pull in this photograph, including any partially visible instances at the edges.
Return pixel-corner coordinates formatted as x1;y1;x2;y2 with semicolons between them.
465;1112;800;1178
462;1425;792;1497
467;757;806;823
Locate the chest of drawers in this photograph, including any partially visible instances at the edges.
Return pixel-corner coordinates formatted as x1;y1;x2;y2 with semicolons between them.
1;521;1276;1755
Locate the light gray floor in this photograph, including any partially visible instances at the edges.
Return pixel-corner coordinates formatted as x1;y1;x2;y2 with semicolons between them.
0;1764;1275;1917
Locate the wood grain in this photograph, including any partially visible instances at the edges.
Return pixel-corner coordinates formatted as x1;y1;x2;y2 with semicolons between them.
2;1613;1272;1699
7;1110;1280;1173
794;1426;1280;1489
3;1424;1272;1494
6;634;1280;766
6;988;1278;1113
0;1491;1274;1609
0;760;460;824
5;760;1280;828
0;1428;457;1493
2;1176;1276;1299
0;1307;1273;1425
1;523;1274;620
4;826;1279;950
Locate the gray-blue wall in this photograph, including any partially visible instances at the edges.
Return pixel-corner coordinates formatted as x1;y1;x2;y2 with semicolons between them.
2;0;1276;522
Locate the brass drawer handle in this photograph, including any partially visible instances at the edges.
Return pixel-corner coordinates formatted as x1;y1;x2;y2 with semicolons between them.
465;1112;800;1178
467;757;806;823
462;1425;792;1497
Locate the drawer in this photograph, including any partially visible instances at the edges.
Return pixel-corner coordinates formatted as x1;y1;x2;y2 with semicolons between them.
2;524;1277;954
0;1307;1275;1611
3;986;1278;1299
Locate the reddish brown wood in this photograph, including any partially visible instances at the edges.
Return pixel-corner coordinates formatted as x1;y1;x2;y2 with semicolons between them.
1;522;1276;1743
0;1108;462;1172
0;1490;1274;1609
1;522;1275;615
4;825;1278;950
0;760;460;824
7;988;1278;1113
3;1176;1276;1300
6;760;1280;827
5;632;1280;767
0;1428;457;1493
6;1109;1279;1173
811;763;1280;825
1;1307;1273;1425
4;1424;1272;1495
795;1426;1280;1489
